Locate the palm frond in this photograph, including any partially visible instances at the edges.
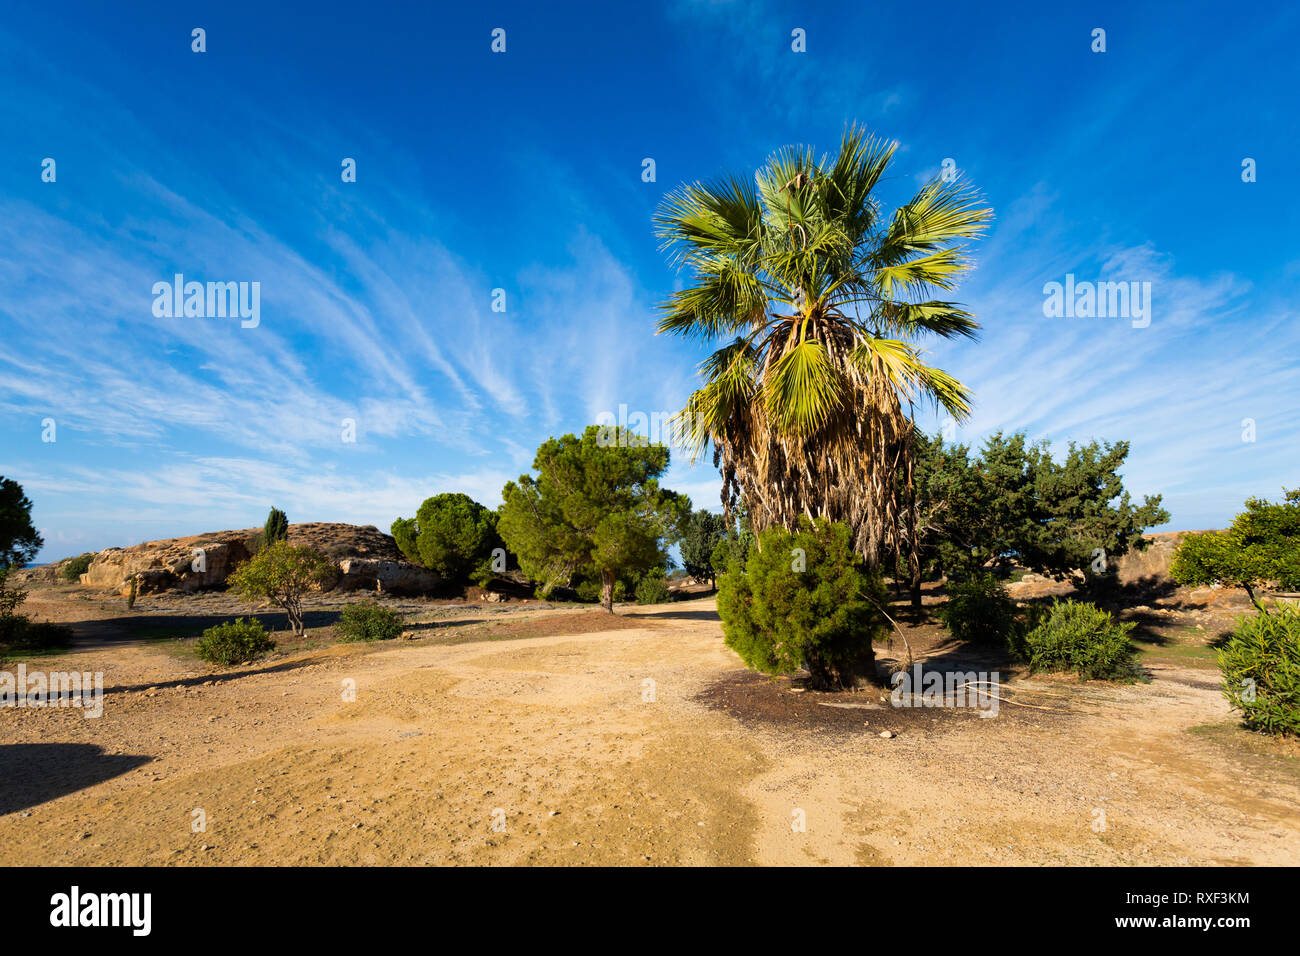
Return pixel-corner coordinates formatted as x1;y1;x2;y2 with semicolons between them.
818;124;896;234
872;247;971;296
850;337;972;421
765;339;842;436
657;255;768;338
654;175;765;269
876;177;992;264
876;300;980;339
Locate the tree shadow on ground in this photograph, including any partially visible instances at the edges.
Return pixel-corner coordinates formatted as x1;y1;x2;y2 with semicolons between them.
1096;574;1181;606
101;656;337;695
625;607;722;623
396;618;488;635
0;743;152;815
69;609;346;648
875;632;1024;682
1119;607;1179;647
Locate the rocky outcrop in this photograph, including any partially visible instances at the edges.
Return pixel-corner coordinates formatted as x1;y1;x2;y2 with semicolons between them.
1113;530;1214;588
74;523;438;595
81;532;251;592
8;562;67;588
333;558;440;595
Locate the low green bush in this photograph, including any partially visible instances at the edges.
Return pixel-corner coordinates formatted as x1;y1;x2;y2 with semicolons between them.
60;553;94;583
1218;606;1300;736
937;574;1019;646
336;601;403;643
196;618;276;666
717;518;888;690
635;575;671;605
1013;599;1141;681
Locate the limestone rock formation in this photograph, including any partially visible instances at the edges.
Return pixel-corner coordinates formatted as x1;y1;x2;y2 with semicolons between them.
71;523;438;595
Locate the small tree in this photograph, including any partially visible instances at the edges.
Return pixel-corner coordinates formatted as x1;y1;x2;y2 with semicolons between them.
679;509;728;590
498;426;688;612
391;493;501;584
717;518;888;690
227;540;334;637
263;507;289;546
0;477;43;570
1171;489;1300;612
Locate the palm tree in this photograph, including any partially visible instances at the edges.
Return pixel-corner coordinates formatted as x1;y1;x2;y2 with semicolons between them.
654;126;991;573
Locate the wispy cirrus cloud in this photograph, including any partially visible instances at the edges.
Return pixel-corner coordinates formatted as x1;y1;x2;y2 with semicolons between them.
3;1;1297;564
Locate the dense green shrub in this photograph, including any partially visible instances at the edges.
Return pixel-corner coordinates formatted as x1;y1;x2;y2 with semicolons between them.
337;601;404;643
635;575;671;605
937;574;1019;646
1013;599;1141;681
1218;606;1300;736
196;618;276;666
60;553;94;582
710;510;754;578
717;518;888;690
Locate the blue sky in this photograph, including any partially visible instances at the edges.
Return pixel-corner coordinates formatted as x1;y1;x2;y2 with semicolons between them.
2;0;1297;562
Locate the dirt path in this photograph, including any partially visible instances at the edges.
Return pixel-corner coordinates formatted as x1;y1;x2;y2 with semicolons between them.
2;597;1297;865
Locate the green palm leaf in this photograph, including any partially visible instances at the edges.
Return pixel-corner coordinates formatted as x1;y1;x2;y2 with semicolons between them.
765;339;842;435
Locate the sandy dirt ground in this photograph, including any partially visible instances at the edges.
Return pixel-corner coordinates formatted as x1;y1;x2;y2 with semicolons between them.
2;589;1298;866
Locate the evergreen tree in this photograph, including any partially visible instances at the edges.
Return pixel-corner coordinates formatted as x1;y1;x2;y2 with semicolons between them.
390;493;501;584
498;426;688;612
679;509;729;589
263;506;289;546
901;430;1169;588
0;477;43;570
